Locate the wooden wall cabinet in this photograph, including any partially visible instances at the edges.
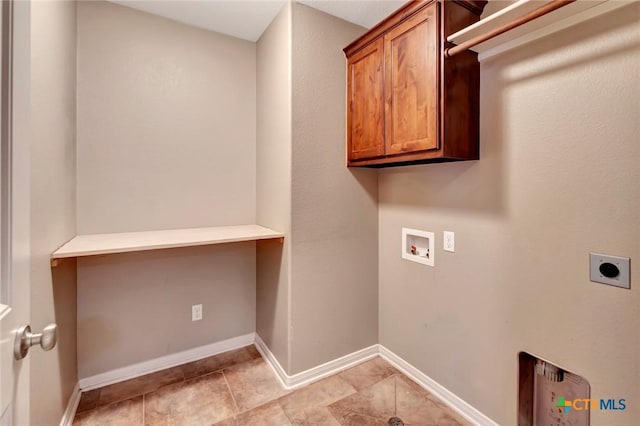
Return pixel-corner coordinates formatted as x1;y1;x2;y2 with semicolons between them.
344;0;487;167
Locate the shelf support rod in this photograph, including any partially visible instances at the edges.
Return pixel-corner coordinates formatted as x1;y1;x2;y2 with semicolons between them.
445;0;576;58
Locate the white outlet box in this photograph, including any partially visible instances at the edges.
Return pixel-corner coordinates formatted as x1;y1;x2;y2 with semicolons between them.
192;304;203;321
444;231;455;252
402;228;434;266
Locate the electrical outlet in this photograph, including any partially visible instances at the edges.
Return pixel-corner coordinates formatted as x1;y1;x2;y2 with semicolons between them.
590;253;630;289
192;304;203;321
443;231;455;252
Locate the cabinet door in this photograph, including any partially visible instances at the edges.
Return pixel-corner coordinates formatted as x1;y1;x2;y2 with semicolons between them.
384;4;439;155
347;37;384;161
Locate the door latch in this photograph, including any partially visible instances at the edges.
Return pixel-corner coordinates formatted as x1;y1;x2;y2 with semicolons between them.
14;324;57;360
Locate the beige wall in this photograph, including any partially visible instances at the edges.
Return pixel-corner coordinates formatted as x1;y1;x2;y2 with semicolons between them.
29;0;77;423
289;4;378;374
256;2;293;372
378;5;640;425
77;1;256;234
256;3;378;375
76;1;257;378
77;244;255;378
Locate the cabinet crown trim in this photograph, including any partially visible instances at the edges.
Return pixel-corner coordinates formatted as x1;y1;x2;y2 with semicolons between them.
343;0;486;57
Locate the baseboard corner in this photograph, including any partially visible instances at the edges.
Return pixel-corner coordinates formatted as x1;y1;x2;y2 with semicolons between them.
255;334;378;390
59;382;81;426
379;345;498;426
253;334;291;388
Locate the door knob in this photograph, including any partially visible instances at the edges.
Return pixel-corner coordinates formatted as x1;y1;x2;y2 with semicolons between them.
14;324;57;360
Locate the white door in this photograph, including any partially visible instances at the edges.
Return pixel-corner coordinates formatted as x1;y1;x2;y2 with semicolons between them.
1;0;32;424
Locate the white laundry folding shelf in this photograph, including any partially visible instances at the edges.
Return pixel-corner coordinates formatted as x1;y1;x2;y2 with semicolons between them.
50;224;284;266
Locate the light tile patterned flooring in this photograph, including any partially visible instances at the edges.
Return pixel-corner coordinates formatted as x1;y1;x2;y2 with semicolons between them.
74;345;470;425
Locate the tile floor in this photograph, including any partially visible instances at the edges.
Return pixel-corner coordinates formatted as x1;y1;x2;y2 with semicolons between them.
73;345;470;425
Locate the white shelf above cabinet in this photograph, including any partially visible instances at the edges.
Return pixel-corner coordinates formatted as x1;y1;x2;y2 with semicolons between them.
448;0;633;61
51;224;284;264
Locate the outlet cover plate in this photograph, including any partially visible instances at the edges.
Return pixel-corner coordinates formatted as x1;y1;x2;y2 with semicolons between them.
589;253;630;289
192;304;203;321
443;231;455;252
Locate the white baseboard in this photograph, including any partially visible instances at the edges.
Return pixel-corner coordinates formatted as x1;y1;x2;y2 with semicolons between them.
254;334;378;390
75;332;496;426
379;345;498;426
79;332;256;391
285;344;378;389
253;334;290;388
256;336;496;425
59;383;81;426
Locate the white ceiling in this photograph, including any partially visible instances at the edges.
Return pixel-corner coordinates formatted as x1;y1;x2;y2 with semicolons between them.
109;0;406;42
298;1;405;29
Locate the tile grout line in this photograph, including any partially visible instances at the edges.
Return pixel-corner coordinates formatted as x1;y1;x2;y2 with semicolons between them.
350;411;388;424
94;389;102;414
327;410;342;425
278;398;297;425
394;374;398;418
279;400;297;426
221;369;241;416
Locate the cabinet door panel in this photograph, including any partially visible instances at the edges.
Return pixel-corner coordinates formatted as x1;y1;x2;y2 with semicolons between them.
384;4;438;155
347;38;384;161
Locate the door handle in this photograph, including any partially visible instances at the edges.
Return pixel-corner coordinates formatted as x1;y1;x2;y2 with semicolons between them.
14;324;57;360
